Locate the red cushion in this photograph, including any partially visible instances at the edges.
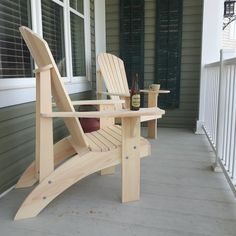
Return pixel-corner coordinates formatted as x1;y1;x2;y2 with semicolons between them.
80;118;100;133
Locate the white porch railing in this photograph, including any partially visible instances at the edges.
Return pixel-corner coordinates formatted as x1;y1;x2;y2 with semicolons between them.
201;49;236;196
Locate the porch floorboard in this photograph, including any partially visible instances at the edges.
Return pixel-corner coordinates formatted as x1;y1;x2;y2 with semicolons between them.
1;128;236;236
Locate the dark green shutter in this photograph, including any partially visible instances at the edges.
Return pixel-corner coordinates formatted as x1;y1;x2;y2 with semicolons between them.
119;0;144;92
155;0;183;109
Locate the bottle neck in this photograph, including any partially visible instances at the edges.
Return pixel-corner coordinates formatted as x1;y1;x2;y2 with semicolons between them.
131;73;139;91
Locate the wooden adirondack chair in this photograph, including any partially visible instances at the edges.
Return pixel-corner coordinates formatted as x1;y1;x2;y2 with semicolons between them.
97;53;170;139
14;26;165;220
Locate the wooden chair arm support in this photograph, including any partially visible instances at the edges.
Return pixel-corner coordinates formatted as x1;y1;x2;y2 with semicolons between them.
41;107;165;118
97;90;170;98
140;89;170;94
97;91;130;97
71;100;125;106
33;64;53;73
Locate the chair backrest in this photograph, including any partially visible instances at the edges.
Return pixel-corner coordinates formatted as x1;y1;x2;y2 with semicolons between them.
97;53;130;101
19;26;88;148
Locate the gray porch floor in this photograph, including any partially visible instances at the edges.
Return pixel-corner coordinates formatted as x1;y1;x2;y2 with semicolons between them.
1;128;236;236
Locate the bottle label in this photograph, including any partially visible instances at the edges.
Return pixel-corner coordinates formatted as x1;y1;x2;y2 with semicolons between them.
131;94;140;108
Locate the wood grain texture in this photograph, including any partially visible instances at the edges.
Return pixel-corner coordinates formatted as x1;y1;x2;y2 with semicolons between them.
121;117;140;202
14;26;152;220
41;107;165;118
147;85;160;139
97;53;166;137
37;69;54;183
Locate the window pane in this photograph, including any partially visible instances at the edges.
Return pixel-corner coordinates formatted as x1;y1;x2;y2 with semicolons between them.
70;13;86;76
41;0;66;77
70;0;83;14
0;0;33;78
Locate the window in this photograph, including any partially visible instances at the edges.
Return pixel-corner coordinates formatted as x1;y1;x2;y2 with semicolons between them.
0;0;33;78
42;0;67;77
70;9;86;76
0;0;91;107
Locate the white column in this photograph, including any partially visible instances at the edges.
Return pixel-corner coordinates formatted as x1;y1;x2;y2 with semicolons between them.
94;0;106;95
196;0;224;134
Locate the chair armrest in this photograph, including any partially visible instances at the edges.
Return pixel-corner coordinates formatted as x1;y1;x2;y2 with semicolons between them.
140;89;170;94
97;90;170;97
71;100;125;106
97;91;130;97
41;107;165;118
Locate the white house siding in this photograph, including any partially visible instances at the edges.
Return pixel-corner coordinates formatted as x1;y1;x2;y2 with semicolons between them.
223;22;236;49
0;92;92;194
0;2;96;194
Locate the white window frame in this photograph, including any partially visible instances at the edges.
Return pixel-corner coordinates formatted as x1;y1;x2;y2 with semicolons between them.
0;0;91;108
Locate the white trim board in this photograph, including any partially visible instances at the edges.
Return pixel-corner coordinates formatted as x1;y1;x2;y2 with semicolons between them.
0;79;91;108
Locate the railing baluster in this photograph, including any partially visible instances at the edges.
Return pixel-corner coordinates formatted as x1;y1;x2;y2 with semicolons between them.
228;66;234;174
205;70;210;133
232;126;236;182
213;69;218;144
222;67;229;165
209;69;212;137
229;66;236;178
225;65;232;170
201;51;236;196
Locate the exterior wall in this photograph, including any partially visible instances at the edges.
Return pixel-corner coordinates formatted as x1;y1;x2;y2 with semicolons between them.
0;2;96;195
223;22;236;49
105;0;203;128
106;0;120;56
0;92;92;194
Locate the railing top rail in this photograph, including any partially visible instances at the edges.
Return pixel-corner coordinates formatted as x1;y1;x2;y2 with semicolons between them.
205;56;236;68
205;61;220;68
224;57;236;65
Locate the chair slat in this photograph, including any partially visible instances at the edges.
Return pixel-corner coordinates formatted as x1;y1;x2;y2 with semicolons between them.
97;129;121;146
112;55;127;93
107;53;123;93
85;135;102;152
92;131;117;149
103;127;121;141
110;125;122;135
19;27;88;150
86;133;109;151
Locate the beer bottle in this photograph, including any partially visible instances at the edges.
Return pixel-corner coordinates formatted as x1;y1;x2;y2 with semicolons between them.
130;73;140;110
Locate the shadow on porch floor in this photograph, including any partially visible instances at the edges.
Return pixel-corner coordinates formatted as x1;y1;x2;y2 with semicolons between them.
1;128;236;236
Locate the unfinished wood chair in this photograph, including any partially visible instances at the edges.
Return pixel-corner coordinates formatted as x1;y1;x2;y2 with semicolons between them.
14;26;165;220
97;53;170;139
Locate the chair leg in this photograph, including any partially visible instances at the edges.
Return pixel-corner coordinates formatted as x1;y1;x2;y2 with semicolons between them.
15;138;76;188
147;119;157;139
14;150;121;220
100;166;116;175
121;117;140;203
147;85;159;139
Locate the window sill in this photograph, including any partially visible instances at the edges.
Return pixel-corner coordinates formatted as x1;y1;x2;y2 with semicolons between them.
0;78;91;108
